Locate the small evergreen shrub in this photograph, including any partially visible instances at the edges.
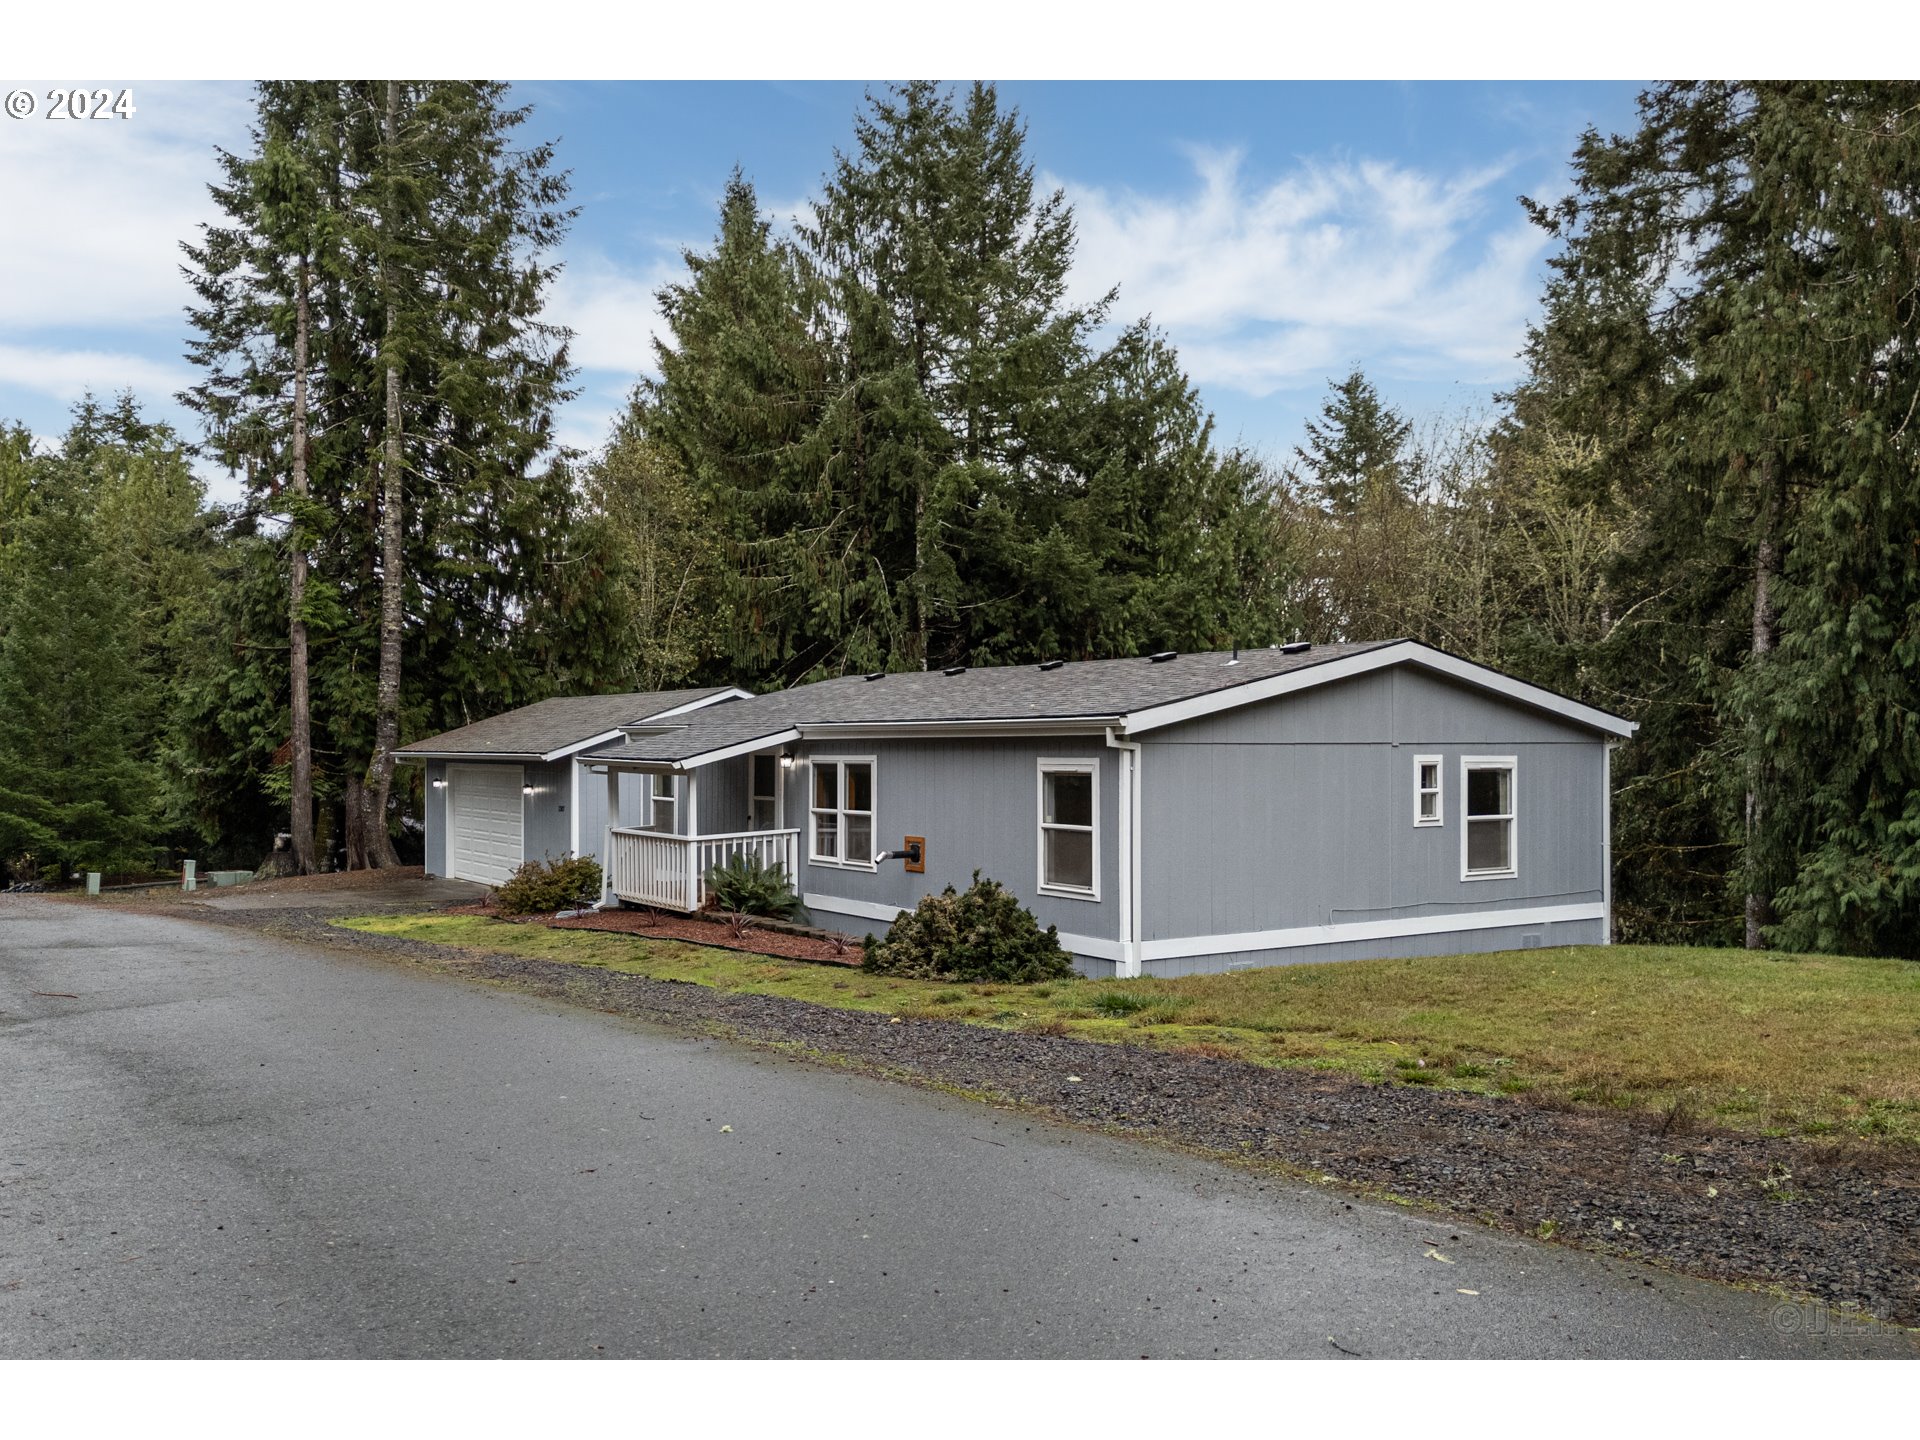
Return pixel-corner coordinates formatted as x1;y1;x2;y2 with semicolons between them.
862;871;1075;984
495;852;603;915
703;852;809;921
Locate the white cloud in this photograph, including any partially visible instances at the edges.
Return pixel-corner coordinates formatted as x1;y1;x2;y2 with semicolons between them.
543;248;678;379
1058;147;1550;397
0;341;189;404
0;81;252;333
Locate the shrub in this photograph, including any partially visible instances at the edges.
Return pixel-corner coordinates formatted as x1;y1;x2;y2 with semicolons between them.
495;852;603;916
704;852;808;922
861;871;1075;985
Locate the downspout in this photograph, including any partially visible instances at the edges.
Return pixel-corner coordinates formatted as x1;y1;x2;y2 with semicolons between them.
1105;728;1143;979
1602;740;1618;946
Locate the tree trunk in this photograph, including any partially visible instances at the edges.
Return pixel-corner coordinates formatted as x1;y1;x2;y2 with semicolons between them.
288;254;317;876
1744;450;1780;950
361;79;405;869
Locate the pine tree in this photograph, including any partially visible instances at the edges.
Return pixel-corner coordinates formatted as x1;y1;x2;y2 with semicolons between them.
0;484;158;881
1519;81;1920;955
185;81;588;869
1293;369;1414;514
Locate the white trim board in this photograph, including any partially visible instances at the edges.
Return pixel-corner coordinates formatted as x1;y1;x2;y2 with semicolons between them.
1121;642;1637;739
803;893;907;924
1136;902;1606;964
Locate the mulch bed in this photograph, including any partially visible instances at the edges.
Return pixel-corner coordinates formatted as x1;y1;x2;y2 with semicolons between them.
443;899;862;966
182;902;1920;1329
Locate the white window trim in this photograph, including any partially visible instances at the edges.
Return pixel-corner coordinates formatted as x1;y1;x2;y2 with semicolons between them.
648;773;678;833
1413;753;1444;828
808;755;877;870
749;752;782;831
1460;755;1518;881
1036;757;1101;902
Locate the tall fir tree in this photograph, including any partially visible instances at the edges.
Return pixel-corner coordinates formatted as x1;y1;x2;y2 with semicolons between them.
1293;369;1414;513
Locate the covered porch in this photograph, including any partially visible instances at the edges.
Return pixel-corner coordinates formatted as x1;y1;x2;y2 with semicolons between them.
590;745;799;913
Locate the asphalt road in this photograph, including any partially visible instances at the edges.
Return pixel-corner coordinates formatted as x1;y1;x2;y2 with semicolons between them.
1;898;1909;1358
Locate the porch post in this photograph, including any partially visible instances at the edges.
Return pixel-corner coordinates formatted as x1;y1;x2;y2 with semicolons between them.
685;768;701;910
602;768;620;908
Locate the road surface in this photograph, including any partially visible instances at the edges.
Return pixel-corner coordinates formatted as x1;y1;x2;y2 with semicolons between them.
0;897;1908;1358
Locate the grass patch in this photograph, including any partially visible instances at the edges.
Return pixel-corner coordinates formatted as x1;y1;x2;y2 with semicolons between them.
337;913;1920;1146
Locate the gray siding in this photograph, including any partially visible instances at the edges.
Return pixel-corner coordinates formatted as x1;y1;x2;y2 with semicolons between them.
1138;667;1608;971
575;766;646;862
696;756;755;835
796;736;1119;953
424;760;447;876
521;760;570;864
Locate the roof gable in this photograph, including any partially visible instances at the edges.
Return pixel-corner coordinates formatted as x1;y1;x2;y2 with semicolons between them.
396;687;746;761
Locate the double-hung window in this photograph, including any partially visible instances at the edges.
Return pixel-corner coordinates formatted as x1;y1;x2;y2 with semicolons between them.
1413;754;1443;826
647;774;678;833
1461;756;1517;879
810;758;874;867
749;754;779;831
1037;758;1099;900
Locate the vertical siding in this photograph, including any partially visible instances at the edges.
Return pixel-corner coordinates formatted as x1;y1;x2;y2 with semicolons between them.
1139;667;1608;969
795;736;1119;951
521;760;570;864
424;761;447;876
577;768;645;863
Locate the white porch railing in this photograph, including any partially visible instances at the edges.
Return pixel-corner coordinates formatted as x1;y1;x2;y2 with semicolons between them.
606;827;800;912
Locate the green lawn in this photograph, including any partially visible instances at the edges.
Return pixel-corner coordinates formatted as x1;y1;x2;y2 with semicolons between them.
339;913;1920;1146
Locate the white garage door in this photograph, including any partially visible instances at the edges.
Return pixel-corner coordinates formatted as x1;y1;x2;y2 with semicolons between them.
447;763;524;886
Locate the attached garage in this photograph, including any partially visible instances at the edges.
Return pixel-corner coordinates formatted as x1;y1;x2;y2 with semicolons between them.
398;687;750;885
445;763;525;886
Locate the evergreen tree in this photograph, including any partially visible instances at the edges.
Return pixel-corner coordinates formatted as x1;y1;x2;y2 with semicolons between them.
1293;369;1414;513
185;81;593;868
0;485;158;882
1519;81;1920;954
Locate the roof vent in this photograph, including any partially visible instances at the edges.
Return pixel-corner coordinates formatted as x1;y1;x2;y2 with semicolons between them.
1280;641;1311;655
1037;659;1064;672
942;665;967;677
1147;651;1178;664
863;671;885;681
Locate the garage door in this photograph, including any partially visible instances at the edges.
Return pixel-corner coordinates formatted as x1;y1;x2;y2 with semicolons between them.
447;763;524;886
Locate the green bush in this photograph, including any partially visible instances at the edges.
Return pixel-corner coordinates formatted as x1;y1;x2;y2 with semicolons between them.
862;871;1075;984
495;852;603;916
703;851;809;922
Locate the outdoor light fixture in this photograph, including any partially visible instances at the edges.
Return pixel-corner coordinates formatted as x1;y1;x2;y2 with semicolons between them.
431;778;446;789
779;751;796;770
874;839;924;867
522;784;535;796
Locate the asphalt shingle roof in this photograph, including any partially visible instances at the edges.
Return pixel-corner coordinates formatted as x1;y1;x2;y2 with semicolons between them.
583;642;1401;766
396;687;738;759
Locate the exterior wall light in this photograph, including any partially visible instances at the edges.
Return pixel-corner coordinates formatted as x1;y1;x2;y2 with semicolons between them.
522;784;535;796
779;751;796;769
431;778;447;789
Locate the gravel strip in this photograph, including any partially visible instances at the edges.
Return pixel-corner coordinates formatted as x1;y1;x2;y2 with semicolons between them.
183;902;1920;1326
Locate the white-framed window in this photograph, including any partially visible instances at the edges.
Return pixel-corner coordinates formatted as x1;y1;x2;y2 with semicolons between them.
749;753;780;831
1037;757;1100;900
809;757;875;868
1460;756;1517;880
647;773;678;833
1413;754;1443;827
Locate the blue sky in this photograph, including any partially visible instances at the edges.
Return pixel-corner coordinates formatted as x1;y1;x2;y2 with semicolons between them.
0;80;1645;501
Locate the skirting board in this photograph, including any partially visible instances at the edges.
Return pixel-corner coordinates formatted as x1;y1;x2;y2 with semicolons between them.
804;892;1603;966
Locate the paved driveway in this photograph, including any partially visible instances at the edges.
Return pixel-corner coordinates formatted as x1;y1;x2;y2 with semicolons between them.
0;898;1909;1358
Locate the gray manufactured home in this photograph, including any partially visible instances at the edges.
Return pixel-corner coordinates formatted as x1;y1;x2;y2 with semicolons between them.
401;641;1635;977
